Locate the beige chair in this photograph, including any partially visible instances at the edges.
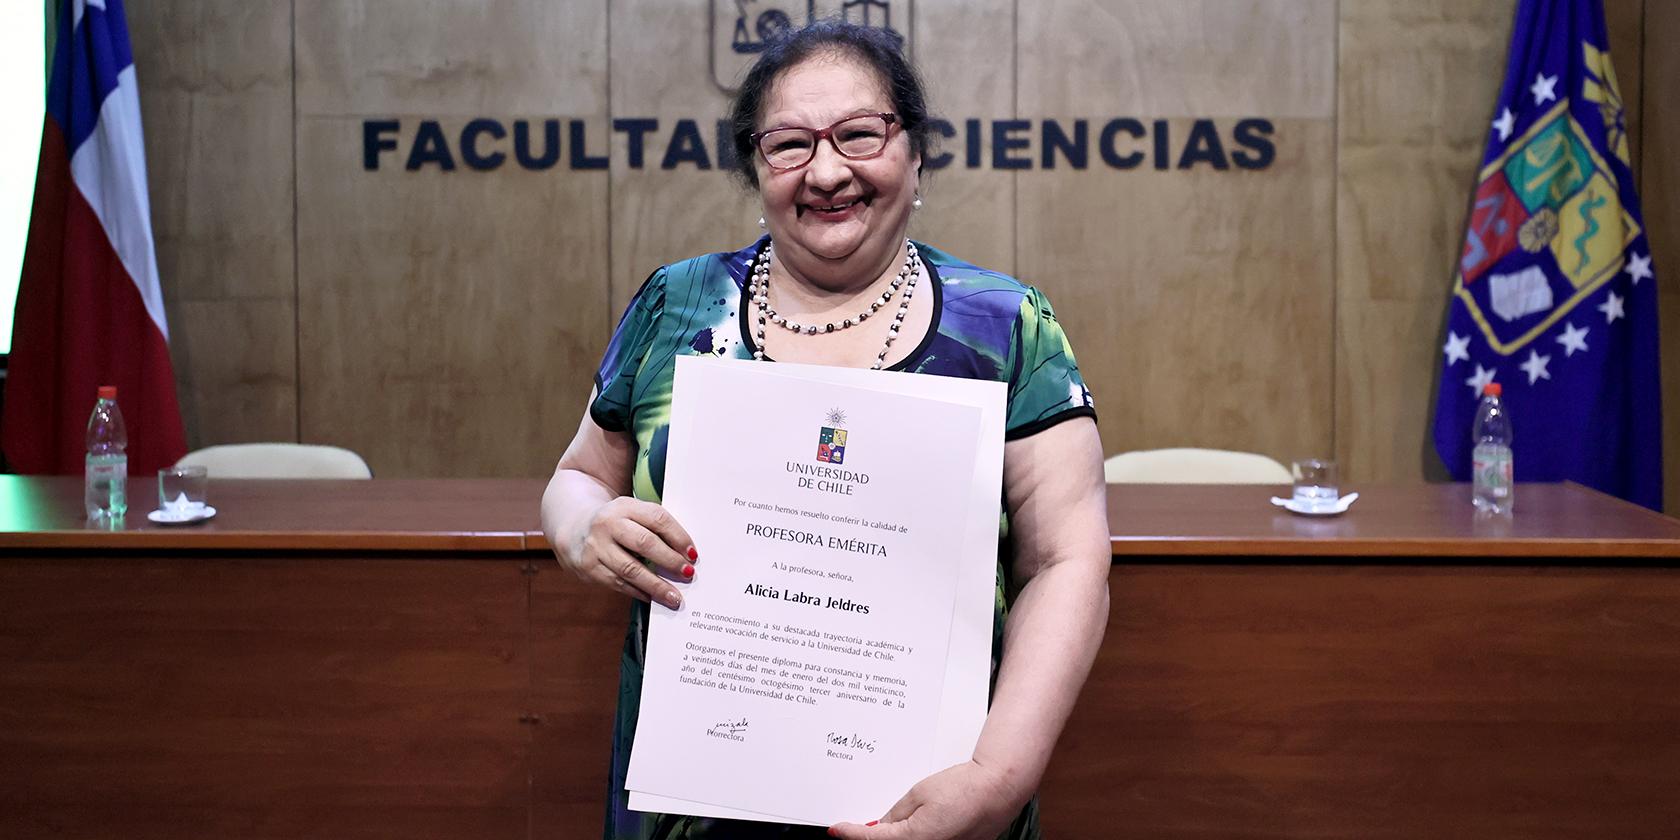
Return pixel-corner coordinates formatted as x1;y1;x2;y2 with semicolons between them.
1103;447;1291;484
175;444;373;479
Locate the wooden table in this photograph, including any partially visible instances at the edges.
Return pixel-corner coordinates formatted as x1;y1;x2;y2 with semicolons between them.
2;477;1678;838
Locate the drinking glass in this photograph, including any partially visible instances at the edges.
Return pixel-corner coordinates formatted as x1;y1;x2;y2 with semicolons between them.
1291;458;1339;510
158;466;209;512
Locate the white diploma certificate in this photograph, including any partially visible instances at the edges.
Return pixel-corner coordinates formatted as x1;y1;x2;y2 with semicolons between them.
625;356;1004;826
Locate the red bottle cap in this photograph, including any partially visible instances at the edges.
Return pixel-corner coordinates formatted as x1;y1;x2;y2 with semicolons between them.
97;385;117;400
1482;382;1502;397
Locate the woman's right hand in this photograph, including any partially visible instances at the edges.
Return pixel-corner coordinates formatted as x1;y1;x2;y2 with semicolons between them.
559;496;697;609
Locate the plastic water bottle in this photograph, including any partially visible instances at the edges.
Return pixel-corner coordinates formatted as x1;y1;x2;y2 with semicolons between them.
1471;382;1514;514
84;385;129;519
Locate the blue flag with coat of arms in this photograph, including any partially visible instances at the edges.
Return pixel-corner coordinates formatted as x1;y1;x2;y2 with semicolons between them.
1433;0;1661;509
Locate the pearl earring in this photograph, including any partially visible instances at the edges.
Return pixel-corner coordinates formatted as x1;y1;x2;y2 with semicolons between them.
758;216;767;228
912;196;923;210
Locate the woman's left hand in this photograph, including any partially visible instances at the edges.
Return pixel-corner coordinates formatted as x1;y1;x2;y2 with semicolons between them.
828;760;1023;840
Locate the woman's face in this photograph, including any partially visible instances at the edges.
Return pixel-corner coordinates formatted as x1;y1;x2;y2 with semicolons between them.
754;52;920;278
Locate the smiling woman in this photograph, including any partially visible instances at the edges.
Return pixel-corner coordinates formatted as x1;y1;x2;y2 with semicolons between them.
0;2;47;356
540;18;1110;840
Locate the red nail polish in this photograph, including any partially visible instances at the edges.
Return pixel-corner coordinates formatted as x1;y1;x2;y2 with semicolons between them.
826;829;838;838
867;820;879;826
687;545;699;561
682;563;695;578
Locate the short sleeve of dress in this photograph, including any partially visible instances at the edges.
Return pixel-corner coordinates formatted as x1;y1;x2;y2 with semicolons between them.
1005;286;1097;440
589;269;667;433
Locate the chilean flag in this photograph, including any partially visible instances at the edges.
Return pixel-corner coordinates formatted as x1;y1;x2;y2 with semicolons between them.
2;0;186;474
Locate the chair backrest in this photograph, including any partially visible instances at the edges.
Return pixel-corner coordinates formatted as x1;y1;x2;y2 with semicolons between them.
175;444;374;479
1104;447;1291;484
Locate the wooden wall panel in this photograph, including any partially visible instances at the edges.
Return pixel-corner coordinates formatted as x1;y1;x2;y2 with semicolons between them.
1335;1;1517;482
294;0;605;115
906;0;1016;274
128;1;298;450
121;0;1677;492
294;0;611;477
605;0;757;320
1645;1;1680;511
1018;0;1335;120
1603;0;1644;173
1017;1;1337;463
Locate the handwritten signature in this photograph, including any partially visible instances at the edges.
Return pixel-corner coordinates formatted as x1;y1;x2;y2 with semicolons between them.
825;731;877;753
713;717;750;736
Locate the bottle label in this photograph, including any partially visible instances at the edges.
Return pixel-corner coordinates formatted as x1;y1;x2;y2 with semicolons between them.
1472;448;1513;498
85;455;128;518
87;462;121;478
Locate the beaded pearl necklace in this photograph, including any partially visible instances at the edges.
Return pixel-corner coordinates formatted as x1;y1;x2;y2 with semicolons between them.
748;240;921;370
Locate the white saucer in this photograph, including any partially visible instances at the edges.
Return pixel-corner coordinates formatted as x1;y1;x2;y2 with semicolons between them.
147;504;217;525
1270;493;1359;517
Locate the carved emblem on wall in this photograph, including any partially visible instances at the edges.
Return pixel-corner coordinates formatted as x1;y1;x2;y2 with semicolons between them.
711;0;913;92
